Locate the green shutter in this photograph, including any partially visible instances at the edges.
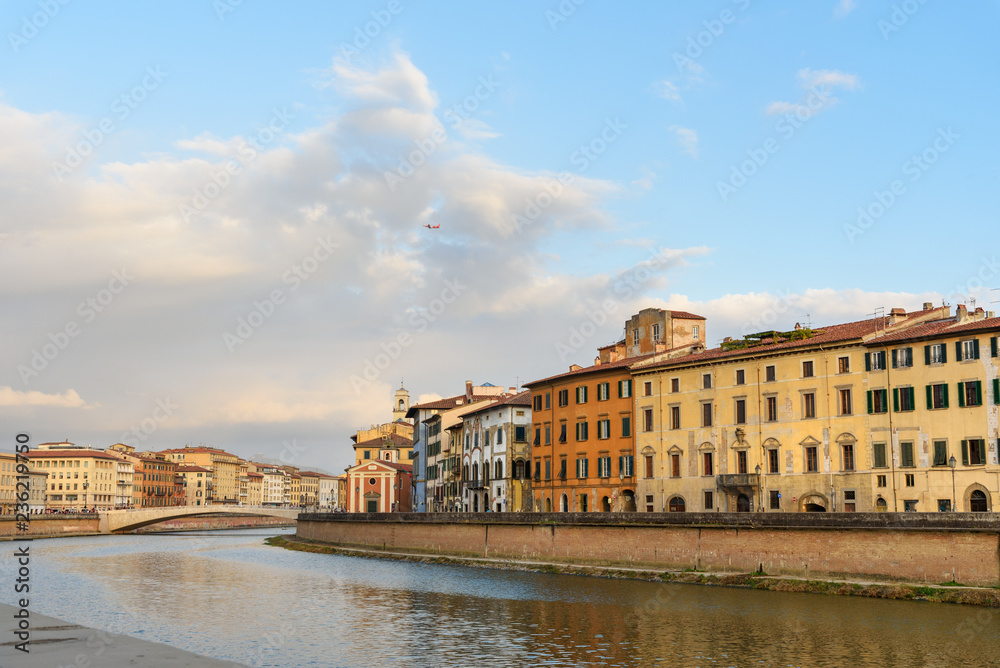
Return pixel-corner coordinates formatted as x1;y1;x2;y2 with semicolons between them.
617;380;622;397
961;440;969;466
973;339;980;359
958;383;965;407
893;388;900;412
956;341;963;361
992;336;998;358
891;349;898;368
994;379;1000;405
926;385;933;409
924;345;931;365
943;384;949;408
907;387;915;410
619;455;623;474
865;353;871;371
975;380;982;406
866;390;873;414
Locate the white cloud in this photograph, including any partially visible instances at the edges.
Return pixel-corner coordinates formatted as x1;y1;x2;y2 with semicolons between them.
833;0;856;19
766;68;859;116
797;67;860;91
669;125;699;158
651;80;683;103
0;387;93;408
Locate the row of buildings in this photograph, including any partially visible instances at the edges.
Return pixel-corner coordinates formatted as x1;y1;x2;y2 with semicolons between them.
355;302;999;515
0;442;347;514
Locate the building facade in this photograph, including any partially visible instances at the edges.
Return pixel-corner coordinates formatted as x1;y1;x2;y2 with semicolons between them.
345;460;412;512
26;448;122;511
160;446;241;505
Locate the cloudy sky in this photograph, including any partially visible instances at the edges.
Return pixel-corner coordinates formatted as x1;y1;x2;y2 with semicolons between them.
2;1;997;474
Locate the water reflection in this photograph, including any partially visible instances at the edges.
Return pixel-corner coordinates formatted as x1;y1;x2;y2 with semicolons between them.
0;528;994;667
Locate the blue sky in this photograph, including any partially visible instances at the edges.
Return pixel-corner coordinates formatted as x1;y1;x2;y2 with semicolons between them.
2;1;997;472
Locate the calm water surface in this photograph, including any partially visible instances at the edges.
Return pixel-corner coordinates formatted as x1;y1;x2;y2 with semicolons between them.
2;527;997;667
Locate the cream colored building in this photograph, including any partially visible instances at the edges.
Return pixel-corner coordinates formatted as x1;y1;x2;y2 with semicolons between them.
26;448;121;511
247;472;264;505
631;304;999;514
238;459;249;506
0;452;17;514
25;468;47;513
160;446;241;505
177;465;211;506
317;473;337;509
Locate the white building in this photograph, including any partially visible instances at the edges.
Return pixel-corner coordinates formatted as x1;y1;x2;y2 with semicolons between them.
459;391;533;513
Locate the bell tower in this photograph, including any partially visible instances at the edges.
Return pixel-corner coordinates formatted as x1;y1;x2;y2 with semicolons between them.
392;382;411;422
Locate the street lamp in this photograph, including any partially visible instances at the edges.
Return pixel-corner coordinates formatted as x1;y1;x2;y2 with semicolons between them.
754;463;762;511
949;455;957;512
82;481;89;512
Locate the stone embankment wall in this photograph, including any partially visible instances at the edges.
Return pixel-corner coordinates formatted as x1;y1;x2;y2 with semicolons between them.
297;512;1000;587
0;515;100;538
134;515;294;533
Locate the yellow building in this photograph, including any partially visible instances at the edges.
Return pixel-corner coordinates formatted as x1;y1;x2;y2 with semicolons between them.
0;452;17;514
247;472;264;505
26;448;122;511
177;465;211;506
631;304;999;514
160;446;241;505
238;459;249;506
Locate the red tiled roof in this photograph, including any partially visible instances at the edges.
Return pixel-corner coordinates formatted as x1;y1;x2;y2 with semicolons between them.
668;310;706;320
354;433;414;448
525;354;656;387
455;390;532;418
349;460;413;473
26;449;121;461
158;446;237;457
247;472;264;479
176;465;210;472
298;471;336;478
864;317;1000;346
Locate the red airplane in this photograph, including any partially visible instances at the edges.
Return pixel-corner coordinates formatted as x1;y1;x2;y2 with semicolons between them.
423;224;440;229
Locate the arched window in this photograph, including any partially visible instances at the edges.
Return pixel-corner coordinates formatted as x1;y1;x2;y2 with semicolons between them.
668;496;685;512
495;460;503;479
875;498;887;512
497;430;503;445
970;490;989;512
560;493;568;512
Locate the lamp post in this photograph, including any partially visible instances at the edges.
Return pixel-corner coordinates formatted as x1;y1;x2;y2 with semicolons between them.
754;463;762;511
949;455;957;512
82;481;89;512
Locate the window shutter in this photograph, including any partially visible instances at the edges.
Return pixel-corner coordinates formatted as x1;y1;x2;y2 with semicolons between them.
865;353;871;371
943;383;949;408
956;341;963;361
994;379;1000;405
942;345;947;363
924;345;931;365
866;390;873;414
992;336;998;358
891;349;898;368
973;339;980;359
961;440;969;466
958;383;965;408
975;380;982;405
893;388;900;412
926;385;933;409
617;380;622;397
619;455;623;475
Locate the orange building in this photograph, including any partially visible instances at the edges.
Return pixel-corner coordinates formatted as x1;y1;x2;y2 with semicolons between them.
525;308;705;512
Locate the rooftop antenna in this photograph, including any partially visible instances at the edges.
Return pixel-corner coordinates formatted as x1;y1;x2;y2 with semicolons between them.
803;313;812;329
869;307;886;336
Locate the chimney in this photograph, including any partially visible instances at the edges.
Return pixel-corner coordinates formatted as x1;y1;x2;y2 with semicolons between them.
569;364;582;372
922;302;933;311
794;322;801;330
465;380;473;400
594;356;601;366
890;308;906;316
956;304;968;321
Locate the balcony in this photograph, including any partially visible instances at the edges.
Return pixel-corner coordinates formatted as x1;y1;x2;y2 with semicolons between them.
466;479;484;490
716;473;760;489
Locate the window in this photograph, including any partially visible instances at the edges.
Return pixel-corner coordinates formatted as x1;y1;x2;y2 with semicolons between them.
962;439;986;466
736;450;748;474
702;402;712;427
769;490;780;509
597;419;610;439
643;381;653;397
765;365;776;382
646;495;654;513
663;405;677;430
932;441;947;467
597;382;610;401
905;474;915;487
576;386;588;404
894;387;915;412
958;380;983;407
621;416;631;438
938;499;952;512
839;389;853;415
533;395;543;411
703;452;713;476
633;328;639;345
643;408;654;432
644;455;654;478
670;453;680;478
618;380;632;398
558;389;569;407
893;347;913;368
803;392;816;419
735;398;746;425
575;421;589;441
544;426;551;445
766;396;778;422
693;325;700;340
926;343;946;365
620;455;634;477
363;450;370;459
805;446;818;473
559;424;567;443
668;496;685;512
838;356;850;373
842;443;855;471
877;474;887;488
557;459;565;479
868;389;888;414
533;428;540;446
767;448;779;474
900;441;914;468
703;490;713;510
652;323;660;341
735;369;745;385
802;361;814;378
873;442;887;468
545;393;551;409
866;351;886;371
671;378;679;393
960;339;980;362
597;456;612;478
703;373;712;389
927;383;949;409
576;457;589;479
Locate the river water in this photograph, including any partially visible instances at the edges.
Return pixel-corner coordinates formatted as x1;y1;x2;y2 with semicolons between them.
2;527;997;667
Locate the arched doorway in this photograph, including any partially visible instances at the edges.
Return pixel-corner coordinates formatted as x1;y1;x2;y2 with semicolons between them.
560;493;568;512
970;490;989;512
800;493;828;512
668;496;685;512
602;496;611;512
545;497;552;512
805;503;826;512
736;494;750;512
621;490;637;512
473;495;479;512
875;498;887;512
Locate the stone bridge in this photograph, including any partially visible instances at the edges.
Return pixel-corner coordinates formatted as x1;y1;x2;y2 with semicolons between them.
99;505;301;533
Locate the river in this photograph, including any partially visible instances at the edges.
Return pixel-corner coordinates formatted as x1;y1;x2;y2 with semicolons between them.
2;527;996;667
